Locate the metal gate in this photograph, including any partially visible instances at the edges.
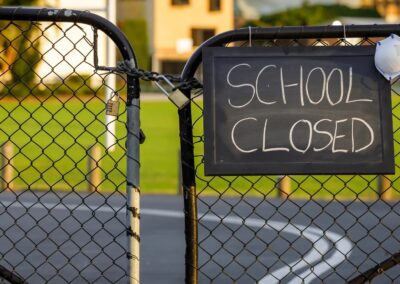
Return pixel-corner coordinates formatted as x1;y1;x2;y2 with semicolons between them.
0;7;140;283
179;26;400;283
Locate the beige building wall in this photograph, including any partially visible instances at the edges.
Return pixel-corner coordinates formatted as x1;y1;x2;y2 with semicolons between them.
384;3;400;22
361;0;375;7
151;0;234;73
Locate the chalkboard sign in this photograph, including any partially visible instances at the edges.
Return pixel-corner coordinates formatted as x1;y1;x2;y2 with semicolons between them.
202;46;394;175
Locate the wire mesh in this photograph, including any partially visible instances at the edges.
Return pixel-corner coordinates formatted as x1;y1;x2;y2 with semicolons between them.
0;18;131;283
182;36;400;283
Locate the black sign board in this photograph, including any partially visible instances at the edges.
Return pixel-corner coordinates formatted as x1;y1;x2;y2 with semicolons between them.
203;46;394;175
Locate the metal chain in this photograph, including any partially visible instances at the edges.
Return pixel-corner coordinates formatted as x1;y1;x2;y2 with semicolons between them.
115;61;203;91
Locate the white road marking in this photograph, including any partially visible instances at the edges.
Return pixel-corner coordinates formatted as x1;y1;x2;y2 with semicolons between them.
296;230;352;284
0;200;353;283
195;214;353;284
0;200;125;214
251;221;331;284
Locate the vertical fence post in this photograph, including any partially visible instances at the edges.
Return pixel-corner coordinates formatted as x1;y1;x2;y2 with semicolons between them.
1;142;14;190
126;75;141;284
87;144;102;192
177;149;183;195
277;175;291;198
378;175;393;201
105;0;117;151
179;89;198;284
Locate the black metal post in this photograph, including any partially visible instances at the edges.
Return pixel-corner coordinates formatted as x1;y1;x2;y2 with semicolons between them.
178;89;198;284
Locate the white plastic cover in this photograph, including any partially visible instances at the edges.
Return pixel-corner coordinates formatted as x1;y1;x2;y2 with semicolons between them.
375;34;400;81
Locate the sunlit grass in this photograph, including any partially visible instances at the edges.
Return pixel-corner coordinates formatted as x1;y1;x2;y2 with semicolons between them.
0;94;398;200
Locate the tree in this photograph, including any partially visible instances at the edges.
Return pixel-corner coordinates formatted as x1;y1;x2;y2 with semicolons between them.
0;0;40;96
244;4;380;27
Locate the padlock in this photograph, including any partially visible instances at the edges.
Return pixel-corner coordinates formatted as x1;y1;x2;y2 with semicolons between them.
154;75;190;109
106;93;120;116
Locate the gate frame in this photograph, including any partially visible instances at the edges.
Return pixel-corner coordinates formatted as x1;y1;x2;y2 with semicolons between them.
0;7;141;284
179;25;400;283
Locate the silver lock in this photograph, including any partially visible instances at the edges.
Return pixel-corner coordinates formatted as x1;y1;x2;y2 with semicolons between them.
154;75;190;109
106;93;120;116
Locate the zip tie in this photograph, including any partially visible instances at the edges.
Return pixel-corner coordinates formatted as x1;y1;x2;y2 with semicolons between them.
343;24;347;41
127;227;141;242
248;26;252;47
127;206;141;219
126;252;139;260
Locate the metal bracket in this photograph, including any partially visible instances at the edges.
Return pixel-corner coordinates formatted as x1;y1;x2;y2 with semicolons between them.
93;27;120;72
127;206;141;219
127;227;141;242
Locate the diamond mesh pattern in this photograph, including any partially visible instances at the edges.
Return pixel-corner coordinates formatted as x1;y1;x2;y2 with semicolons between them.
0;19;129;283
183;37;400;283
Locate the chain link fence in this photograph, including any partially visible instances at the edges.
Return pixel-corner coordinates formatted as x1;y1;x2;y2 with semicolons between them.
0;8;140;283
3;8;400;284
179;27;400;283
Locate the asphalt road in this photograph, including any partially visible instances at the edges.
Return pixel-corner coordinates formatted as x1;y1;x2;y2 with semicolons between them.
0;191;399;283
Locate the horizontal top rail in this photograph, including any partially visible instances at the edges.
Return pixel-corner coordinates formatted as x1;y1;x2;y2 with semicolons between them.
182;24;400;79
0;6;136;64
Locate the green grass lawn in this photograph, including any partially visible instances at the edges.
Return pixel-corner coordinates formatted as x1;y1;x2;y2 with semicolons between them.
140;100;180;194
0;94;399;200
0;95;182;194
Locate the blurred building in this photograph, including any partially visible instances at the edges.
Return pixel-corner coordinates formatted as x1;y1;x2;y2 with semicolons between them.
27;0;235;79
362;0;400;22
118;0;234;74
34;0;110;84
236;0;363;22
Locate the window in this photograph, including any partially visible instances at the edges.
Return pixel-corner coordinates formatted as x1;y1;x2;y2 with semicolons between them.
172;0;189;5
191;28;215;46
161;60;186;76
209;0;221;11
